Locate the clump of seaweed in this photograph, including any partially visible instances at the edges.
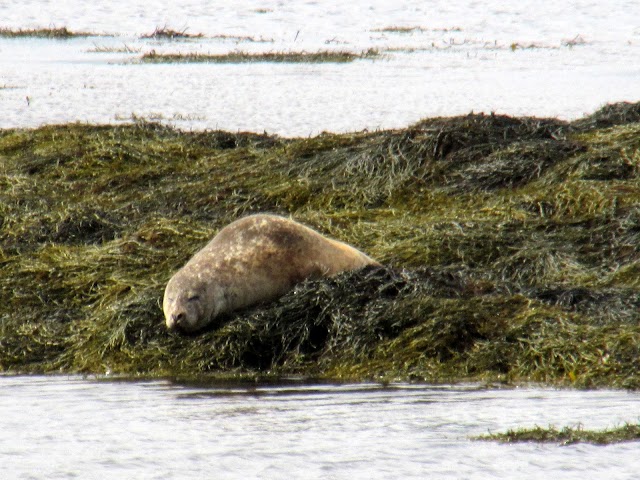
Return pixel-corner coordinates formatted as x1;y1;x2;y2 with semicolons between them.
139;49;380;64
571;101;640;130
474;423;640;445
140;26;204;40
372;26;462;34
372;26;427;34
0;102;639;388
0;26;104;38
87;44;141;53
210;34;274;43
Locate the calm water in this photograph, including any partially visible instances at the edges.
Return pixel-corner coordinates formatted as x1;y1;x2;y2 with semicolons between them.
1;0;639;135
1;376;639;479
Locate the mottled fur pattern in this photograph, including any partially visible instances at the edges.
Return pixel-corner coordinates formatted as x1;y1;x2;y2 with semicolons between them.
163;214;379;332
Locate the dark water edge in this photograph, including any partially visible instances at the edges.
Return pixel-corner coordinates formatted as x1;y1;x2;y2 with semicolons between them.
1;102;639;387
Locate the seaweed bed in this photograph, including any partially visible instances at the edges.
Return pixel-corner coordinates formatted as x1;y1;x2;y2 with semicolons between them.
139;49;380;64
1;102;639;387
0;27;102;38
474;423;640;445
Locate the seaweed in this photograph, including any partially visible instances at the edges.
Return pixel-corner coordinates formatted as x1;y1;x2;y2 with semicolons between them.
140;26;204;40
571;102;640;131
139;49;380;64
474;423;640;445
1;102;639;387
0;27;105;38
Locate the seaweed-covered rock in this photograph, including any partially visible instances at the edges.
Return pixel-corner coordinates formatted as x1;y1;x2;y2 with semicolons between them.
1;102;640;388
571;101;640;130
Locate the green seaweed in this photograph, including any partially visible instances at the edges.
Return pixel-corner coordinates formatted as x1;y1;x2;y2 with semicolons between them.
474;423;640;445
139;49;380;64
140;26;204;40
0;102;639;387
0;27;105;38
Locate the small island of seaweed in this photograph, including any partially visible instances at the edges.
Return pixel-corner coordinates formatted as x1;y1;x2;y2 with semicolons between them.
1;102;639;387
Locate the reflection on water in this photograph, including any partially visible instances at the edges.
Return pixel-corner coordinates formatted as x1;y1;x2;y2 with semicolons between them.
1;376;639;479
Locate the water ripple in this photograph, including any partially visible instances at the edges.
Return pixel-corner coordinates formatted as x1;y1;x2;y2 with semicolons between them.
1;376;639;479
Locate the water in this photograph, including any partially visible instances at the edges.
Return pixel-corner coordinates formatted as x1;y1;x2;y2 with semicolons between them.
1;0;639;135
1;376;639;479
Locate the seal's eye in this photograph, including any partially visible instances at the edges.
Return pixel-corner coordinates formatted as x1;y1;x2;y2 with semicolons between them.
187;295;200;302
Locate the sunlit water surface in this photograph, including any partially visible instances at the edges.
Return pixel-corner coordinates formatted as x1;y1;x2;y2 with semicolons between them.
1;0;639;135
1;377;639;479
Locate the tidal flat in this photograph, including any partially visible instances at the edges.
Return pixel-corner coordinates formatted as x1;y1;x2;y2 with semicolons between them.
1;102;639;388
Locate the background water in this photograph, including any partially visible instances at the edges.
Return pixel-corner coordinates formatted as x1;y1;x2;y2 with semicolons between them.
0;0;639;135
1;377;639;480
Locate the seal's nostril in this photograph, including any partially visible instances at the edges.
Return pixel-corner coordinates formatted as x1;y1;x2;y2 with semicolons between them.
172;313;185;325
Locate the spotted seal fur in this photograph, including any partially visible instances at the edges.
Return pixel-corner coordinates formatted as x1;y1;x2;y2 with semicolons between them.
163;214;379;332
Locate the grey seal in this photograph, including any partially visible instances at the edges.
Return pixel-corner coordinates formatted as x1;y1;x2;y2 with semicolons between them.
163;214;379;332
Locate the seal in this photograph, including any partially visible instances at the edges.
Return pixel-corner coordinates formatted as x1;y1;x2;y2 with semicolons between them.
163;214;380;332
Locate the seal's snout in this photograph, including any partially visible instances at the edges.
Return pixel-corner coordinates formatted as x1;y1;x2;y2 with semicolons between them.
169;312;185;331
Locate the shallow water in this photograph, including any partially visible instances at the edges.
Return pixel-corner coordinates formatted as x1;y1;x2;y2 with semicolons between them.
1;0;639;135
1;377;639;479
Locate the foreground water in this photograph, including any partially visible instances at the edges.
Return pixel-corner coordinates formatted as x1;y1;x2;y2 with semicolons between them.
1;377;639;479
1;0;640;135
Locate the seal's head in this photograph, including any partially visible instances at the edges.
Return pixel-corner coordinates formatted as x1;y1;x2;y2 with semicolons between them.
163;273;212;333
